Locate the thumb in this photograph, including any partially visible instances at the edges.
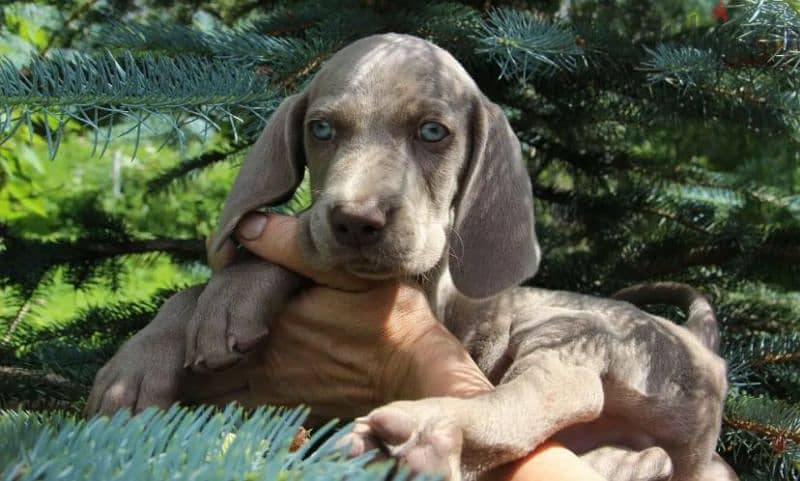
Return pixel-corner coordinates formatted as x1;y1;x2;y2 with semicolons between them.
235;212;373;291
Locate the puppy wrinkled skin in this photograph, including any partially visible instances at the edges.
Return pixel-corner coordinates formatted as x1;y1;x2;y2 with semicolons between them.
87;34;738;481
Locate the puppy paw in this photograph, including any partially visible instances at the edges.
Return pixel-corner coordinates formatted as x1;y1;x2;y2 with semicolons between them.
337;399;464;480
184;284;271;372
184;260;302;372
86;356;182;417
84;288;200;416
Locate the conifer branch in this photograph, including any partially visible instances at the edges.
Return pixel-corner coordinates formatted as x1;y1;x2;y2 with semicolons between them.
0;406;412;481
724;415;800;446
720;393;800;479
1;52;279;157
81;239;205;258
756;352;800;366
146;143;249;193
3;293;32;344
474;8;585;81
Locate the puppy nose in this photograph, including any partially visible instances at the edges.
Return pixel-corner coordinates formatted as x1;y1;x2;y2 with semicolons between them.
330;200;387;248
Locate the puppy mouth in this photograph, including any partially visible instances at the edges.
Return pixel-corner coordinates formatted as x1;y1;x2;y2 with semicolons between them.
342;258;405;279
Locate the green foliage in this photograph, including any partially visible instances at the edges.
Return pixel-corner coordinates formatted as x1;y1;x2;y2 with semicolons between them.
1;0;799;479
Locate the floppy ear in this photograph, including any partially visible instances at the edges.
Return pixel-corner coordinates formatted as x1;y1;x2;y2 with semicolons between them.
209;93;308;252
449;96;541;298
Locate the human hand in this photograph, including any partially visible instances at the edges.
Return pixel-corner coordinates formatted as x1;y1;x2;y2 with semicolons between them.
187;212;605;481
186;213;492;422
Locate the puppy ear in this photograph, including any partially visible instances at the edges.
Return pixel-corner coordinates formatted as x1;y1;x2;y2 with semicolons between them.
209;93;308;252
449;96;541;298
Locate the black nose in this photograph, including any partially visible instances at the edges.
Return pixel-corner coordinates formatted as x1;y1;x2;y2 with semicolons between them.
330;201;387;248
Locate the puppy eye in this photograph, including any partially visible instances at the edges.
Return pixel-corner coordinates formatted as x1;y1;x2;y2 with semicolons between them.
419;122;449;142
310;119;334;141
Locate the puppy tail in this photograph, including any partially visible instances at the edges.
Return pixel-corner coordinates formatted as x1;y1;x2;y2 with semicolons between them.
612;282;720;353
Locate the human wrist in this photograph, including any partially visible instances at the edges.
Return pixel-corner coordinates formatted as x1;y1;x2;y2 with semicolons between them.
483;441;607;481
391;320;493;400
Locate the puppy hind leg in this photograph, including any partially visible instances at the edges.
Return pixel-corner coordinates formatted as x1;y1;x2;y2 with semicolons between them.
458;357;606;474
695;453;739;481
580;446;673;481
339;355;606;480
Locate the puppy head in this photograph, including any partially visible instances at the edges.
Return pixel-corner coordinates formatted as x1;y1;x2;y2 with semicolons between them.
211;33;540;298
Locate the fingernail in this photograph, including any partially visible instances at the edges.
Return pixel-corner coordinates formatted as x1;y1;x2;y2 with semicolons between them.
238;213;268;240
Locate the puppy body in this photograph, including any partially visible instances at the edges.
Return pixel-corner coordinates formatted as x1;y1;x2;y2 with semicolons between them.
88;34;737;481
434;278;730;481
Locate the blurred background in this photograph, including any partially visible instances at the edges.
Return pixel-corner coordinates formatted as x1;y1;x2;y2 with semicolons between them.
1;1;798;480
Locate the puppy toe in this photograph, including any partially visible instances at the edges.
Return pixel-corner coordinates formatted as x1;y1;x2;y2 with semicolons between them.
98;375;141;416
361;403;463;480
86;366;115;417
336;421;383;458
226;323;270;353
368;408;418;447
135;375;180;412
189;310;242;372
193;348;241;372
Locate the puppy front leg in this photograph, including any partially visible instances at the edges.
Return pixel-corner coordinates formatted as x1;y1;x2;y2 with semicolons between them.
86;285;205;416
341;353;605;481
184;253;306;371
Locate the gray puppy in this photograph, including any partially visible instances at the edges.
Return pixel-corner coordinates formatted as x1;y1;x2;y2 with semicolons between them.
87;34;738;481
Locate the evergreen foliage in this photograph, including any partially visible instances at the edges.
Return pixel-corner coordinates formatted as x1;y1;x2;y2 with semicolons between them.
0;405;423;481
1;1;798;480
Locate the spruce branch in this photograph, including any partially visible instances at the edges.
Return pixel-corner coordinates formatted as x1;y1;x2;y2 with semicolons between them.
617;235;800;280
0;197;205;291
0;234;204;292
724;412;800;444
1;52;279;157
0;365;81;410
0;405;421;481
733;0;800;71
389;2;482;62
79;238;205;259
640;45;722;90
726;332;800;390
7;290;175;351
146;143;249;194
2;282;41;343
94;21;307;67
533;182;719;236
721;393;800;480
716;285;800;333
474;8;585;81
246;0;376;36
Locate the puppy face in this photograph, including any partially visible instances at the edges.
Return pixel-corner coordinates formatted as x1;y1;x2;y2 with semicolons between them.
299;35;480;279
213;33;539;298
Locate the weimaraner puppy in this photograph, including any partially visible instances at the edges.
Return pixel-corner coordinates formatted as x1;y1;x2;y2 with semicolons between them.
87;34;739;481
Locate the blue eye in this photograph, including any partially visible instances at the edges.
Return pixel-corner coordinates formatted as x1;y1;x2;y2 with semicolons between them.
419;122;449;142
310;120;334;140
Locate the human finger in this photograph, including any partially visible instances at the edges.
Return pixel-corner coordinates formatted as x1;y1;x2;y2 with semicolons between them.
235;212;372;291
